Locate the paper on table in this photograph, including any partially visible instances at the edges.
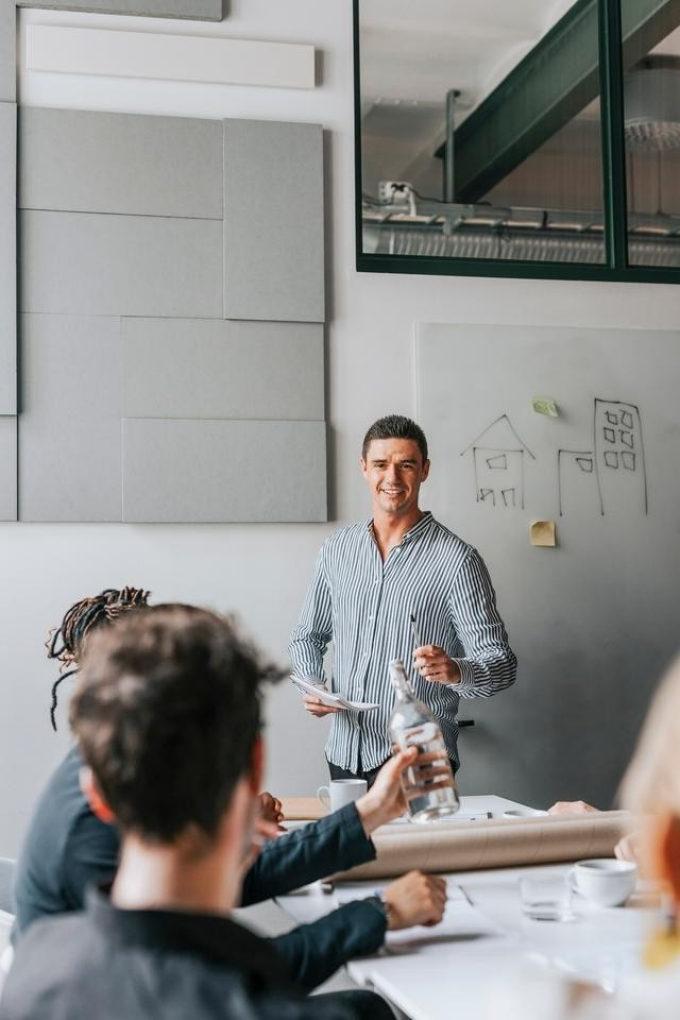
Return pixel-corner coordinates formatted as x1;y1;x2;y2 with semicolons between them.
290;675;380;712
334;881;503;950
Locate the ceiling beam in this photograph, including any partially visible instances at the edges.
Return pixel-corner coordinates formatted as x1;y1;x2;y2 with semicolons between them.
438;0;680;202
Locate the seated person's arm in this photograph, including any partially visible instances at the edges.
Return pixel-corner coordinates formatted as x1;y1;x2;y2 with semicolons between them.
270;871;446;991
241;749;415;906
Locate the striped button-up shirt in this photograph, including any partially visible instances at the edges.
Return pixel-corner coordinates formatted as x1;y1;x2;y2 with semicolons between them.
289;512;517;772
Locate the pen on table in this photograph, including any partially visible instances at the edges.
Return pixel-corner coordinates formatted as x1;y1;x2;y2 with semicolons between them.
457;883;474;907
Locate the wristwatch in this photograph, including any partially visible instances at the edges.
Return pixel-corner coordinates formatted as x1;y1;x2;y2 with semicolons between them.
368;892;394;931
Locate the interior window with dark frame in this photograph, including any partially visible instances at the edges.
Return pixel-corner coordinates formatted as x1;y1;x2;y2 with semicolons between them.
622;1;680;268
355;0;680;281
358;0;607;265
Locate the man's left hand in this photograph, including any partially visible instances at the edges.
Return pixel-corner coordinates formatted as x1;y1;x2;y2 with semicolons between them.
240;816;283;875
240;796;285;875
258;791;284;827
413;645;460;685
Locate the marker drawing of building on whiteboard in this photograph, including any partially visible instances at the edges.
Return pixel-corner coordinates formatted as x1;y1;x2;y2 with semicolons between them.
558;399;647;516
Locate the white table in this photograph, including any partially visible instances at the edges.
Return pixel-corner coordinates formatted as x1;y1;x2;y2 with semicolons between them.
278;795;653;1020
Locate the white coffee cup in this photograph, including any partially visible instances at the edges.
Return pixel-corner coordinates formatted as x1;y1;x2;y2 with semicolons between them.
570;858;637;907
317;779;367;813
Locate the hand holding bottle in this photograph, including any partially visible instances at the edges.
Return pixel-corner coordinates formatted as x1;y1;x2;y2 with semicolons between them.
355;747;417;834
389;658;460;821
406;747;453;789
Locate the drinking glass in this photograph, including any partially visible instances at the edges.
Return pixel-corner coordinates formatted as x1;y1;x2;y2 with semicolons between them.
519;874;574;921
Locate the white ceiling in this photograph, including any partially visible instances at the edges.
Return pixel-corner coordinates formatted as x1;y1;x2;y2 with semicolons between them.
359;0;578;114
359;1;680;200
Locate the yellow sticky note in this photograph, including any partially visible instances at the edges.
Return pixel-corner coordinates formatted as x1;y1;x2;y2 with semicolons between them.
532;396;559;418
530;521;557;547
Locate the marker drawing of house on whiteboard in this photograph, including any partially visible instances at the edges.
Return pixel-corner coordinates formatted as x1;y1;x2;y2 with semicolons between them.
460;414;535;509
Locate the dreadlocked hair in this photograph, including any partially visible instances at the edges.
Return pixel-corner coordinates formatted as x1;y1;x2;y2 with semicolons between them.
47;587;151;731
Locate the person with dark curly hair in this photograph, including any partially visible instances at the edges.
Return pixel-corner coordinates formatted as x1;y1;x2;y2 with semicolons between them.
46;587;151;731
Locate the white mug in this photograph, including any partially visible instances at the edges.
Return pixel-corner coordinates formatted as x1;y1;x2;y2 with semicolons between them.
317;778;367;813
569;858;637;907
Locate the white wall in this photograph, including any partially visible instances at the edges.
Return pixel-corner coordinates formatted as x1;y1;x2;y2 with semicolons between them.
3;0;680;856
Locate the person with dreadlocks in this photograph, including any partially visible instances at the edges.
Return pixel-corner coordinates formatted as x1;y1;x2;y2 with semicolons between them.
47;587;151;731
11;589;444;999
13;587;154;935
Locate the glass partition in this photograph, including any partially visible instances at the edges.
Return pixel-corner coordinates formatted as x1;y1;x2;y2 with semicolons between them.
358;0;606;265
622;4;680;267
355;0;680;282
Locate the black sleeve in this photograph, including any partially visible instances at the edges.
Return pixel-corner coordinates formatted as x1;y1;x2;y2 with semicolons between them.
241;803;375;906
269;899;386;991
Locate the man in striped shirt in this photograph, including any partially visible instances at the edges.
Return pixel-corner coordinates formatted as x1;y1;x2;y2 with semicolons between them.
289;414;517;783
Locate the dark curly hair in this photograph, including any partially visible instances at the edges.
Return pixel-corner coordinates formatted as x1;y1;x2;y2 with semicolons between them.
46;587;151;731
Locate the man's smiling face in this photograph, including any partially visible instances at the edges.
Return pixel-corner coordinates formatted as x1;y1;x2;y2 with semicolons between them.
361;438;430;518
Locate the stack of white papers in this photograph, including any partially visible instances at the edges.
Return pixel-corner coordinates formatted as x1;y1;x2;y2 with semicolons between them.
290;675;380;712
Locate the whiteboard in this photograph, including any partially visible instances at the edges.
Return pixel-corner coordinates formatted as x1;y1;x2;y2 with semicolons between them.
417;323;680;808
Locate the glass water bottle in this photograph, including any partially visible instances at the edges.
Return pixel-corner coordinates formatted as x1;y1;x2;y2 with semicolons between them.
388;658;460;823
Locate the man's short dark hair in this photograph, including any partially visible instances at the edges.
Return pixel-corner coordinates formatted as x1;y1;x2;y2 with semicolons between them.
361;415;428;463
70;605;278;843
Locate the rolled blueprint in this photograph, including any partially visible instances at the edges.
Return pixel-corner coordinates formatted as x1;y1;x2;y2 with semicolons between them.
332;811;633;880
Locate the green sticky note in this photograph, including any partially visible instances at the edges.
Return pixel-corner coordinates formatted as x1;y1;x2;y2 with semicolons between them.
532;396;559;418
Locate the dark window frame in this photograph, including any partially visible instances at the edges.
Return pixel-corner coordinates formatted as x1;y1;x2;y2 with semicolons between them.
353;0;680;284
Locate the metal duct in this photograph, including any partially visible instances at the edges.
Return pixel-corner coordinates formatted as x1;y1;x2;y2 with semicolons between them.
363;222;680;266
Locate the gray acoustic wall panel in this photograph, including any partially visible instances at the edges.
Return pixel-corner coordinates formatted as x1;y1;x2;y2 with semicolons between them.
0;417;17;521
19;315;122;522
122;318;324;420
16;0;223;21
0;103;16;414
19;108;222;219
1;4;15;102
20;211;222;318
122;418;327;522
223;120;324;323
